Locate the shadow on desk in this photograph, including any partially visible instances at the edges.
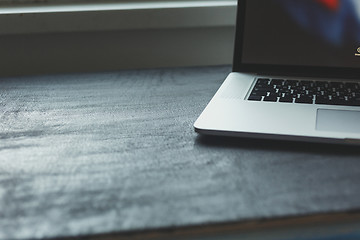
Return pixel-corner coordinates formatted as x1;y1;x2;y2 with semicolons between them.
195;135;360;156
66;212;360;240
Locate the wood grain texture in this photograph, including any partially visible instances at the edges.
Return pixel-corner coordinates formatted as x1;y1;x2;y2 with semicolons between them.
1;66;360;239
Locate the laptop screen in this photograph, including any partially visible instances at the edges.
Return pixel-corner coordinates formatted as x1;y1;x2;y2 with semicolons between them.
240;0;360;69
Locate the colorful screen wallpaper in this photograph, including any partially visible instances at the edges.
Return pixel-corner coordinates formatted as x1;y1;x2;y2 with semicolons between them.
241;0;360;68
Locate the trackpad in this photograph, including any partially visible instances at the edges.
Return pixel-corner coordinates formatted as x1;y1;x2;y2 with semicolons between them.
316;109;360;133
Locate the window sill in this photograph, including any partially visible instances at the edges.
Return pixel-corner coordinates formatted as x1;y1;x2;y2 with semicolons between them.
0;1;236;35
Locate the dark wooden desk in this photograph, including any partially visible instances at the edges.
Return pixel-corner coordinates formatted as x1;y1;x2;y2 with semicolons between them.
1;66;360;240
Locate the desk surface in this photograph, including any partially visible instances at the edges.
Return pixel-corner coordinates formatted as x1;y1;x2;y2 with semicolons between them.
1;66;360;240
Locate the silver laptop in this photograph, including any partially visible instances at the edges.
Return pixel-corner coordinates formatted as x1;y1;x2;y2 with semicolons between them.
194;0;360;144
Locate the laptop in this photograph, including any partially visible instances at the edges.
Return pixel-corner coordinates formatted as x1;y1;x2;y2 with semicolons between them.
194;0;360;145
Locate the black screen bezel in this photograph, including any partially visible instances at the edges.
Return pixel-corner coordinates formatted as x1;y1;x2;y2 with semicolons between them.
232;0;360;79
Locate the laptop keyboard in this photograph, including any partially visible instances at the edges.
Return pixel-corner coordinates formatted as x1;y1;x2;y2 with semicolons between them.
248;78;360;106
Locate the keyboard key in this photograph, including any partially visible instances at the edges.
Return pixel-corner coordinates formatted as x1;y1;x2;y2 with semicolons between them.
284;80;299;87
314;81;329;88
315;96;332;105
295;96;313;104
279;96;293;103
329;82;344;88
256;78;270;85
300;80;313;87
348;101;360;107
249;91;265;97
263;94;278;102
271;79;284;85
344;82;359;90
248;95;262;101
252;89;269;95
